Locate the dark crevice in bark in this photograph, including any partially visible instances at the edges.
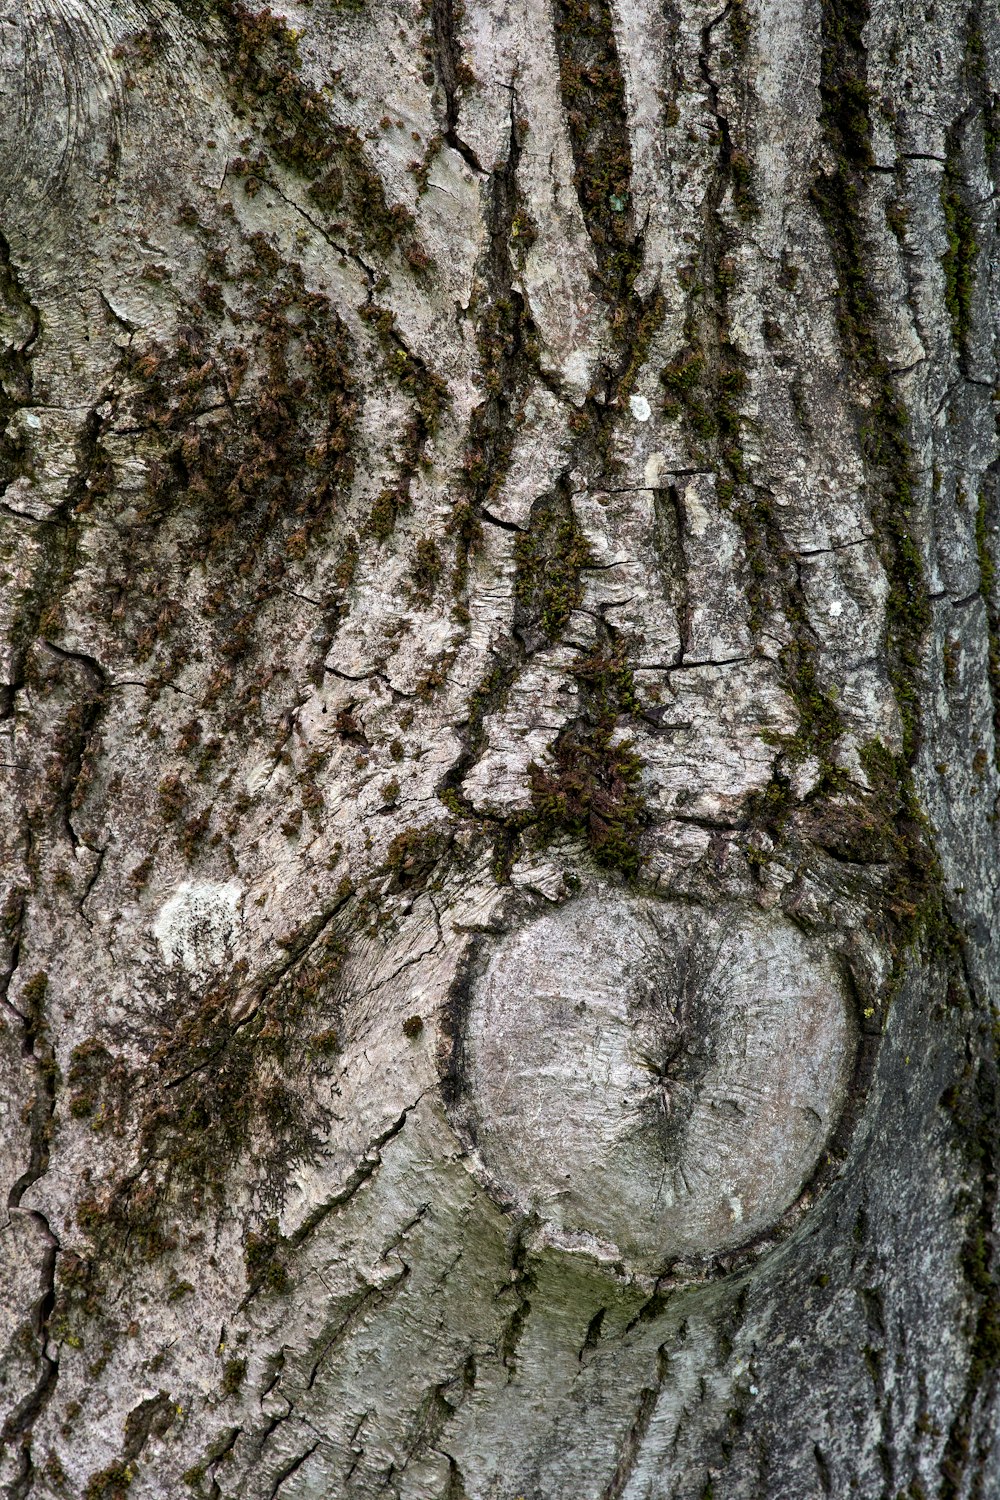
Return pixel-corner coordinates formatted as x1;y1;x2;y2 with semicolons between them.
812;0;928;761
653;484;691;666
82;1393;182;1500
814;1442;833;1494
550;0;665;406
75;841;107;932
202;1425;242;1499
551;0;633;289
449;90;540;609
0;226;40;536
0;888;26;1025
1;970;60;1500
436;97;551;858
440;1450;473;1500
687;1291;759;1499
697;2;756;220
497;1229;535;1383
391;1357;477;1490
976;463;1000;767
306;1267;411;1391
38;639;108;853
669;7;848;802
286;1101;417;1248
578;1305;607;1362
267;1441;319;1500
599;1345;668;1500
429;0;484;175
814;6;1000;1489
434;57;662;875
356;296;448;548
937;944;1000;1500
0;233;64;1500
247;1273;411;1482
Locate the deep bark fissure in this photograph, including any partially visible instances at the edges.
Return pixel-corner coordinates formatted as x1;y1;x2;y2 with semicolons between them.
599;1345;669;1500
2;971;60;1499
430;0;484;176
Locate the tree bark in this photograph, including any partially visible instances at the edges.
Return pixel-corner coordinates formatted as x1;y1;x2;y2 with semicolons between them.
0;0;998;1496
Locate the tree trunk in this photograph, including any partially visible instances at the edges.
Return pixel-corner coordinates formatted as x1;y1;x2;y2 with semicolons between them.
0;0;998;1495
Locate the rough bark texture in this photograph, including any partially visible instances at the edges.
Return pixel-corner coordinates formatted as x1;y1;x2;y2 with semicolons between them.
0;0;998;1496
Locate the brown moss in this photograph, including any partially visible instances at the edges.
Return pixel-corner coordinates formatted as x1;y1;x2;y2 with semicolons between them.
513;489;593;642
529;645;648;874
384;824;450;891
221;1355;248;1394
244;1216;290;1293
195;0;432;267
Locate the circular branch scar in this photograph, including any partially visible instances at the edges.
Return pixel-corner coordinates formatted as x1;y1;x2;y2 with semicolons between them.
455;895;854;1274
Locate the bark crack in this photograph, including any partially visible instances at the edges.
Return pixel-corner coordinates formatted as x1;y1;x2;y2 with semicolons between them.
1;962;61;1499
599;1344;669;1500
430;0;484;176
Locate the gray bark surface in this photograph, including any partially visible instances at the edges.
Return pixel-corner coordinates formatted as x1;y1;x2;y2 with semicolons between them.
0;0;998;1496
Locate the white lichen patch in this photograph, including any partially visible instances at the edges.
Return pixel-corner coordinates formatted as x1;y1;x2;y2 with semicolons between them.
152;880;245;977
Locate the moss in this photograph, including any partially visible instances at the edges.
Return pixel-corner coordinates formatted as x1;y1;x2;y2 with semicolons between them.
244;1216;290;1293
407;132;444;194
20;970;49;1029
67;1039;113;1120
402;1015;424;1038
529;645;649;875
127;278;358;565
966;13;1000;163
812;0;929;763
513;490;593;641
885;198;908;241
358;304;449;545
188;0;431;268
938;1019;1000;1499
73;914;347;1280
728;0;749;56
509;203;539;266
663;315;846;771
104;241;361;731
447;112;545;611
530;726;647;874
157;773;188;823
366;488;404;542
180;806;211;860
308;1027;339;1056
975;485;1000;764
661;346;705;399
552;0;634;300
84;1465;134;1500
221;1356;247;1394
548;0;665;433
941;166;977;351
407;536;442;604
384;824;449;891
729;148;756;219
